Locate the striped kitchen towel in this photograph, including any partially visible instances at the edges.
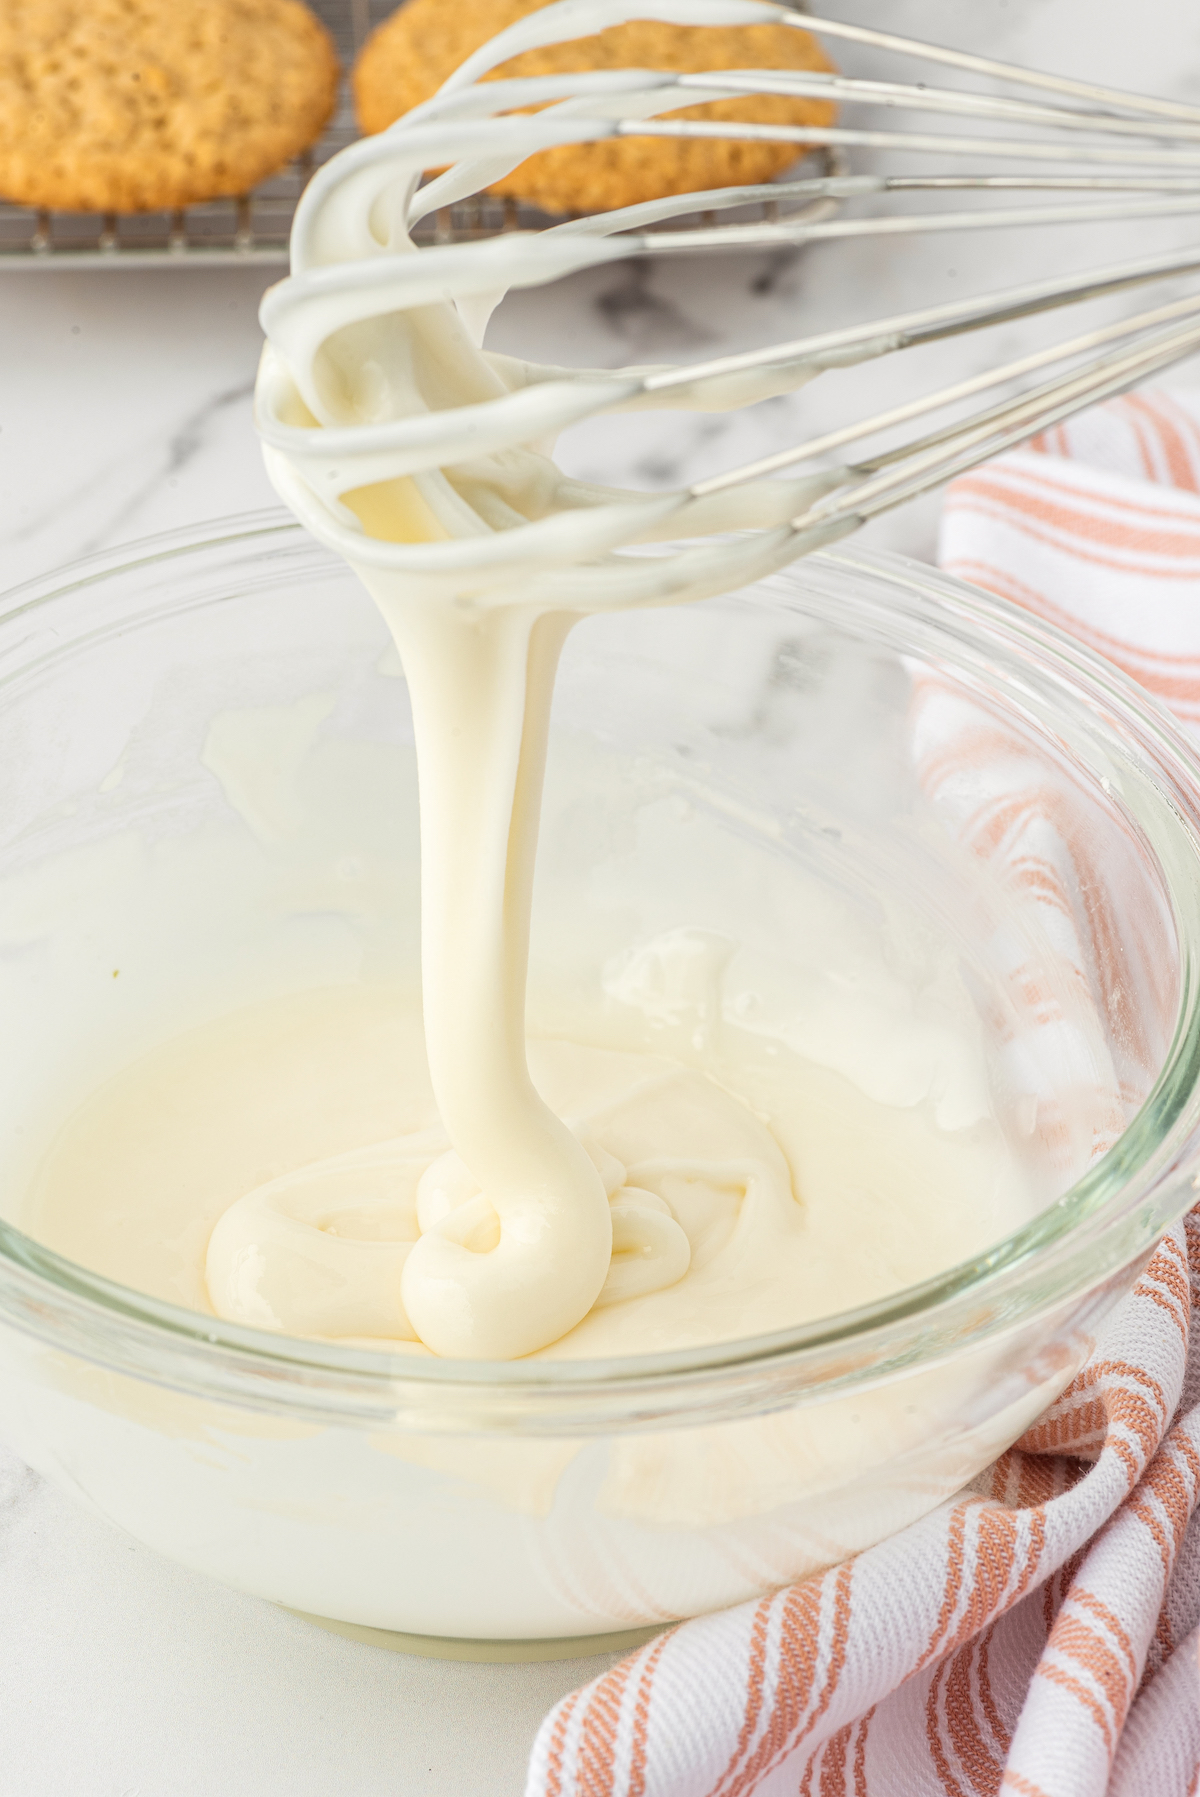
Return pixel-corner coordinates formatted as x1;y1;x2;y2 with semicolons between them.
526;389;1200;1797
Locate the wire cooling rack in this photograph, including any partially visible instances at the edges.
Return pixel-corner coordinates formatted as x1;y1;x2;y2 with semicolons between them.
0;0;395;266
0;0;831;267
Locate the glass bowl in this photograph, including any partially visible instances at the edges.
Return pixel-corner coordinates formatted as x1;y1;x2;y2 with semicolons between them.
0;513;1198;1657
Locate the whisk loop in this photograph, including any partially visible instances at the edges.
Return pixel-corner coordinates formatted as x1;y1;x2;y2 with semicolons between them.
257;0;1200;607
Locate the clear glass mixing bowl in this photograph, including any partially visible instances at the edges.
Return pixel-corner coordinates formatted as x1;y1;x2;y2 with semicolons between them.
0;513;1198;1657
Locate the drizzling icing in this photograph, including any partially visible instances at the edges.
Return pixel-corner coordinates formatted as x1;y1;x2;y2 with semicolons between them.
219;2;876;1358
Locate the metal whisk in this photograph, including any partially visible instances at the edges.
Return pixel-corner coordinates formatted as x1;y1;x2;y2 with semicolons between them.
257;0;1200;604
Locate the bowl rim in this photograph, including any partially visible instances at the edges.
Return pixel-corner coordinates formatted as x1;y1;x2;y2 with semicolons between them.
1;510;1199;1421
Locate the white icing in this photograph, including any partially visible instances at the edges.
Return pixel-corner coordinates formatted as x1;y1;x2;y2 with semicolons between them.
201;1;1013;1358
27;984;1034;1362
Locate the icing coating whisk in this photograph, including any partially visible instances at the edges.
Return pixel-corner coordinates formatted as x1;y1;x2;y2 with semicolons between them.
257;0;1200;606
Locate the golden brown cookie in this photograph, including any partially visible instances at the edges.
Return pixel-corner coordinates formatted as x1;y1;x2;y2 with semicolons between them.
0;0;340;213
353;0;836;215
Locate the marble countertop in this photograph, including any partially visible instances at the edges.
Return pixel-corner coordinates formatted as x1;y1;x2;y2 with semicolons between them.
1;2;1197;1791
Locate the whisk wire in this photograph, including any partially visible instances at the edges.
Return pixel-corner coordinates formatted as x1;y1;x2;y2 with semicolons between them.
691;293;1200;495
675;70;1200;140
643;243;1200;399
620;116;1200;170
789;10;1200;126
793;316;1200;534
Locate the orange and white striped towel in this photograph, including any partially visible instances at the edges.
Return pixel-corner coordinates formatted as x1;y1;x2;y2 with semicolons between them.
941;390;1200;732
527;389;1200;1797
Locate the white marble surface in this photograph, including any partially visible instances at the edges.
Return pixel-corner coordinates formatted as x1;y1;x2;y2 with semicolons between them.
1;2;1198;1791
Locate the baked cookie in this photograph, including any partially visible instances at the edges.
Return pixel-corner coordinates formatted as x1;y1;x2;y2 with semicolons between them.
354;0;836;214
0;0;340;213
